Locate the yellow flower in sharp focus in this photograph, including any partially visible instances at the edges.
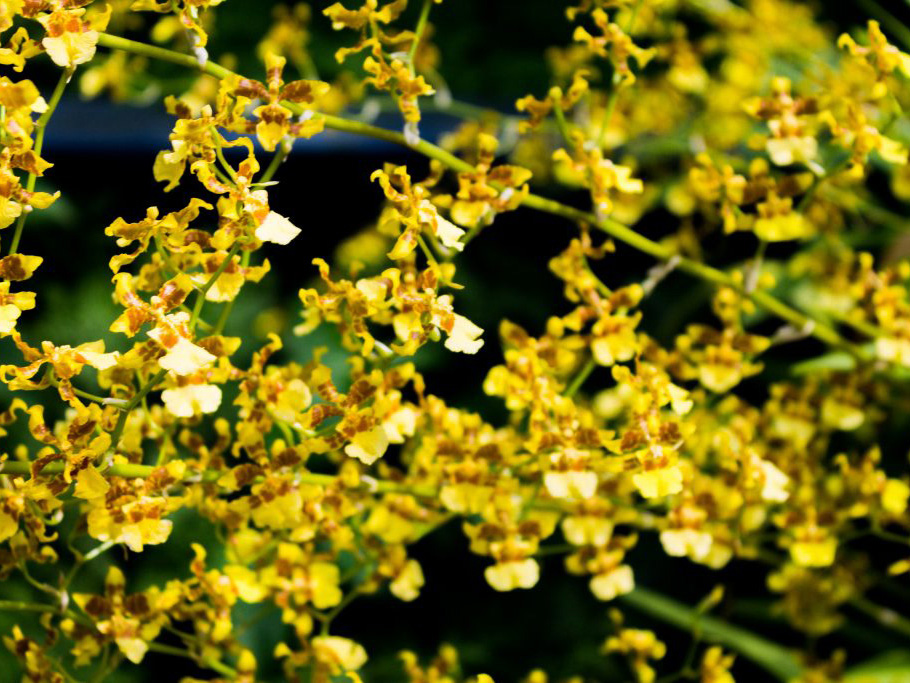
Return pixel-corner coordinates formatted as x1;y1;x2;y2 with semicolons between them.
0;281;35;337
0;303;21;336
416;200;465;252
256;211;302;245
74;465;110;500
0;254;43;281
87;497;173;552
39;6;111;68
227;52;329;151
272;378;313;423
248;482;306;530
147;316;217;376
434;213;467;252
161;384;223;418
443;313;484;354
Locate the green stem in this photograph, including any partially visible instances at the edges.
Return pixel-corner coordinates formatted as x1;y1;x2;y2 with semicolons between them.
362;93;524;127
565;356;597;397
596;0;643;147
190;240;242;332
849;595;910;640
179;304;214;332
258;139;293;184
96;33;233;79
318;587;364;635
145;642;238;679
213;249;250;336
407;0;433;76
64;540;115;589
92;32;858;358
0;599;57;614
0;459;439;497
796;156;850;212
106;368;167;453
825;308;882;340
620;587;803;681
46;370;123;407
214;139;237;182
551;90;573;145
519;193;856;354
9;66;74;255
597;84;621;148
416;234;440;270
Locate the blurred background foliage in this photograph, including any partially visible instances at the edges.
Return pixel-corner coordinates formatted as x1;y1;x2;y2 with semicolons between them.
5;0;910;681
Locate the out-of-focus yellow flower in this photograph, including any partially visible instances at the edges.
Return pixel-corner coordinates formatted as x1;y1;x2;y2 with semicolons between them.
311;635;368;672
388;556;425;602
573;9;655;87
839;20;910;99
789;526;837;568
633;466;683;499
753;191;812;242
590;564;634;601
882;479;910;516
553;131;643;218
604;628;666;683
131;0;226;48
700;647;736;683
484;557;540;591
